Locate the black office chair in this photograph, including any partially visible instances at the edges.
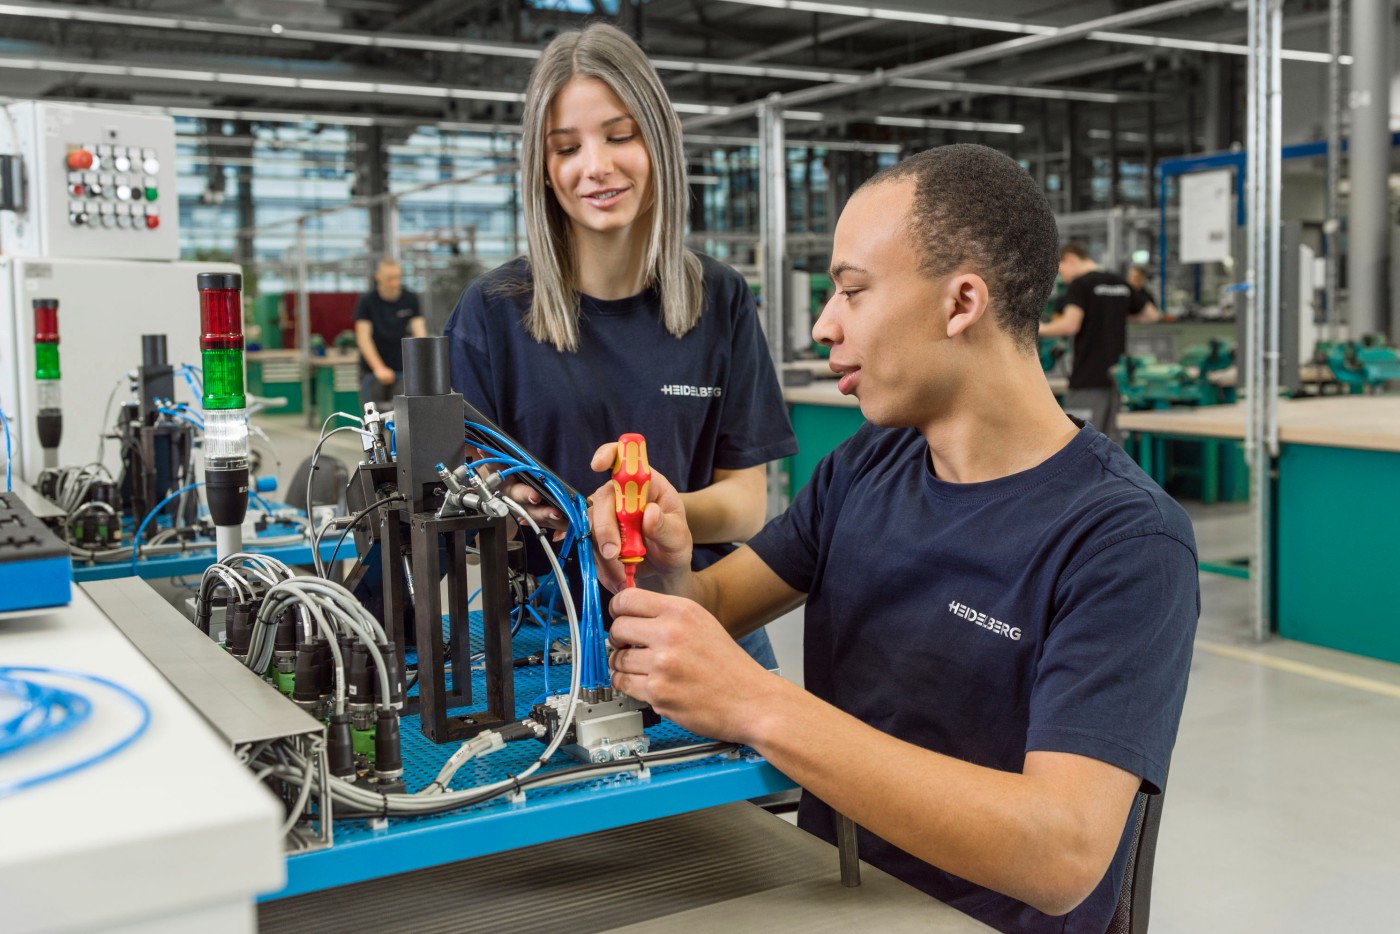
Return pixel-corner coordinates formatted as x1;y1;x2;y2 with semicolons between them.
1107;788;1166;934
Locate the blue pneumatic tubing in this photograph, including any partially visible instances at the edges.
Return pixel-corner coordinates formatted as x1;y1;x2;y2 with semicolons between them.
130;481;204;576
0;666;151;799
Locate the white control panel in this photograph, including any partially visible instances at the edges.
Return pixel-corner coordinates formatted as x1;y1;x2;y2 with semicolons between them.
0;102;179;261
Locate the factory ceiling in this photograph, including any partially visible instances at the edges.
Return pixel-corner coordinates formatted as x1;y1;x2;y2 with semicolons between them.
0;0;1342;161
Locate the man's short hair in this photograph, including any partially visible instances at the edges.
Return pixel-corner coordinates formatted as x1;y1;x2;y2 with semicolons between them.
859;145;1059;352
1130;264;1151;279
1059;242;1094;262
376;258;401;272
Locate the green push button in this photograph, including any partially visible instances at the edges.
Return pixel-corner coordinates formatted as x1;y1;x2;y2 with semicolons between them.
144;187;158;201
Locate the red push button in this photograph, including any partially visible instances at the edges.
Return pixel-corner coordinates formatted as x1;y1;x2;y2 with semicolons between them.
145;215;160;229
68;182;84;197
66;149;94;171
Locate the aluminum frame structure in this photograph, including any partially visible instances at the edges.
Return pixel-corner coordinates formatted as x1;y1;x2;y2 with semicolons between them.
758;98;789;518
1244;0;1283;643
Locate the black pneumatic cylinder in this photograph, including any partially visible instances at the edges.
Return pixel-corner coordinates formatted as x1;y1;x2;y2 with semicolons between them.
142;334;168;369
205;465;249;528
401;336;451;397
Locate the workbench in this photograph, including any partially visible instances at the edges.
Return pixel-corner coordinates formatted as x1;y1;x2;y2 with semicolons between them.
1119;396;1400;662
783;376;1067;493
784;380;864;493
0;586;283;933
246;349;306;415
261;801;994;933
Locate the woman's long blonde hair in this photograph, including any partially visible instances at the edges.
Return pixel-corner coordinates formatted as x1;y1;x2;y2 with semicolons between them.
517;23;703;352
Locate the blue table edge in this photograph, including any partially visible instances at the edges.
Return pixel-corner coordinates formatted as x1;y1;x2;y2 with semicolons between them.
265;754;795;900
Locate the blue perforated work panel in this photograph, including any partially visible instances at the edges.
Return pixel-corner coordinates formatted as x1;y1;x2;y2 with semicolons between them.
272;612;795;899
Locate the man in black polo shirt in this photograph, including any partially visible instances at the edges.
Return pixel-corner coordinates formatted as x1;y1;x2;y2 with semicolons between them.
355;258;425;404
1041;243;1160;442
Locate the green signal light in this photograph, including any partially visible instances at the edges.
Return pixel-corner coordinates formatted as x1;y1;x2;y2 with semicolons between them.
201;348;246;410
35;343;61;381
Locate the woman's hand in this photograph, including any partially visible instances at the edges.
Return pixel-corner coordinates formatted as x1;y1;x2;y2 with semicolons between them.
589;442;693;592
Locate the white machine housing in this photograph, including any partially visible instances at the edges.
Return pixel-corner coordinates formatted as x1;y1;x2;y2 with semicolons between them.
1;102;180;261
0;103;240;484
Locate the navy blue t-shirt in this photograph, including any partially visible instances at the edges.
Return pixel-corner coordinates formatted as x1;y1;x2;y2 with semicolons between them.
749;421;1198;934
444;254;797;660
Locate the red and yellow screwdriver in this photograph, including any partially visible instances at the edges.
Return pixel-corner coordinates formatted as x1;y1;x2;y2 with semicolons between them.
611;433;651;589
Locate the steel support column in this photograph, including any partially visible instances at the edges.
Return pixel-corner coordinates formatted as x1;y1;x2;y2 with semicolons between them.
758;99;787;516
1323;0;1343;340
1245;0;1283;644
1347;0;1391;338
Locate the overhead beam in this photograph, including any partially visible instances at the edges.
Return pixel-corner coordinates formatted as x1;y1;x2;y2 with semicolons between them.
682;0;1243;130
1;96;905;154
712;0;1350;65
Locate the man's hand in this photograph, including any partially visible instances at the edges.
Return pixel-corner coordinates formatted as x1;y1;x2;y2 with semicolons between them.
502;480;568;542
589;442;692;593
374;364;396;385
608;587;778;744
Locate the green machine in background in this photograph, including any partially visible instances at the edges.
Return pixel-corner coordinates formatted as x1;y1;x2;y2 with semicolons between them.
250;293;283;350
1116;338;1245;504
1320;337;1400;393
1114;338;1235;410
802;272;834;359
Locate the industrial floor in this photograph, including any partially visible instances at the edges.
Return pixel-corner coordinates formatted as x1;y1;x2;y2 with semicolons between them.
256;413;1399;932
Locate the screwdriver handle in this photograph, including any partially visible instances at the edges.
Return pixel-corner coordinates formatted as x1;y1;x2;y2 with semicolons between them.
611;433;651;588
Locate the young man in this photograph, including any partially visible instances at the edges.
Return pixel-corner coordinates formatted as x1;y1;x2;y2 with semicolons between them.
588;146;1199;934
1041;243;1160;442
354;258;426;405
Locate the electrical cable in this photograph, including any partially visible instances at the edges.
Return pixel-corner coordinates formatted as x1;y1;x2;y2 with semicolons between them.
0;666;151;799
463;420;605;686
129;481;203;576
307;415;369;577
94;375;128;466
322;494;402;575
498;497;582;772
262;741;737;819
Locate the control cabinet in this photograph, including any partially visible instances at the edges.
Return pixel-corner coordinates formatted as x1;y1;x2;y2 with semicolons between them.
0;102;179;261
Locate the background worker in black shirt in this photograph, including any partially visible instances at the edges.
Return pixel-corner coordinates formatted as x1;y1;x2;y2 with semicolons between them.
1127;264;1159;309
354;258;426;405
1041;242;1160;442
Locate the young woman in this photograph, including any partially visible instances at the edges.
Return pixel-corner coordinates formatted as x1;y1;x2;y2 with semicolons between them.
444;23;795;667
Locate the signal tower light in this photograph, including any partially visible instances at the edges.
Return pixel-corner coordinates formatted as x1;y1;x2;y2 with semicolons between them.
197;272;249;558
33;299;62;468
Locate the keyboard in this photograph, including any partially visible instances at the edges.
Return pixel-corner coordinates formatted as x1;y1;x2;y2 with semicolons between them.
0;492;72;612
